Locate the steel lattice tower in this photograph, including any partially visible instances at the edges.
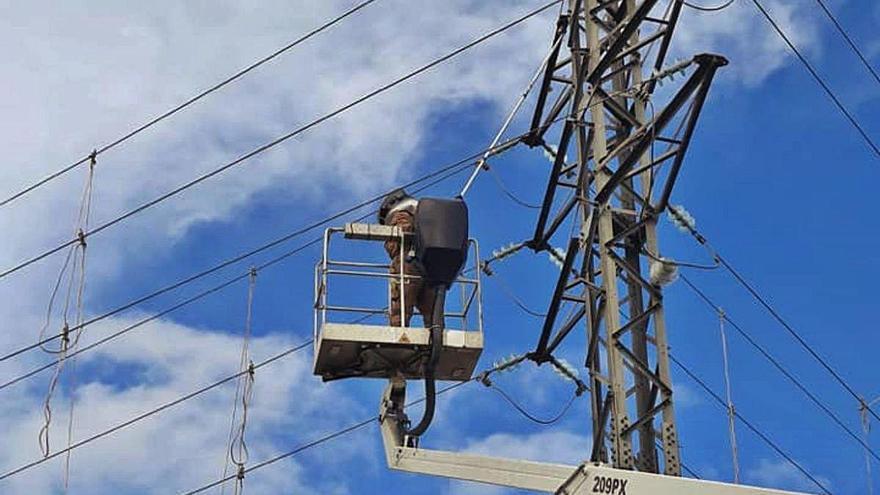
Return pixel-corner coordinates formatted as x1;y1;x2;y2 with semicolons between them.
522;0;727;475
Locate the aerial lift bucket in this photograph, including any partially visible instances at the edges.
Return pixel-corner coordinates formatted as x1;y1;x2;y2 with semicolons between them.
312;200;483;382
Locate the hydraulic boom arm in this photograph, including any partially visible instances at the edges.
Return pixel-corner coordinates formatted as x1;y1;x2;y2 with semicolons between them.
379;380;812;495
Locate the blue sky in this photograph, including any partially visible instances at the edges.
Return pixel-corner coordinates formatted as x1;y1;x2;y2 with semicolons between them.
0;0;879;494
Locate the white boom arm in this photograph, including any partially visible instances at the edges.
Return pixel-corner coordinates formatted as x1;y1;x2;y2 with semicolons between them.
379;380;812;494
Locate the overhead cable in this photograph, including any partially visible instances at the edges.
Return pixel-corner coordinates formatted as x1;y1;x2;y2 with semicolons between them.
670;205;880;425
813;0;880;86
184;354;676;494
184;417;378;495
750;0;880;158
0;153;475;391
681;0;736;12
458;27;565;197
182;355;537;495
488;169;542;209
0;341;314;483
486;269;547;319
0;0;381;209
679;273;880;465
0;0;562;283
670;353;832;495
484;382;577;425
0;133;509;365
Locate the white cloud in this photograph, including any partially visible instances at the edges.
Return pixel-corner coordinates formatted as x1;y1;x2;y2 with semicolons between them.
670;0;820;85
0;0;555;271
674;381;703;409
745;458;832;493
464;429;590;464
0;0;838;493
0;317;370;494
0;5;556;489
450;429;590;495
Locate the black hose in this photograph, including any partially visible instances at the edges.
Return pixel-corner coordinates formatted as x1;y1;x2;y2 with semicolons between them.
405;285;447;437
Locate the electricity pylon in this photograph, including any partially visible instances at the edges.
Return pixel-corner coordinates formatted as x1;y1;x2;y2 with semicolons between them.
523;0;726;475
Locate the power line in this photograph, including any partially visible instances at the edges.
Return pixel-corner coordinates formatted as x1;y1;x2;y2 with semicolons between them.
183;355;694;493
0;0;381;209
669;205;880;425
484;381;578;425
669;353;833;495
0;0;562;283
749;0;880;158
680;458;702;479
813;0;880;87
185;417;377;495
679;274;880;465
3;104;573;367
488;168;542;209
181;357;525;495
0;133;508;364
487;269;547;318
0;153;476;389
0;340;314;482
0;270;249;392
717;249;880;424
682;0;736;12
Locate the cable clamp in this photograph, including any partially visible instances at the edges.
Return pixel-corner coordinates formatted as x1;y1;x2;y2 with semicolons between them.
480;262;494;277
76;229;87;248
478;372;492;387
61;323;71;347
247;360;255;379
236;464;245;481
248;266;258;279
88;149;97;169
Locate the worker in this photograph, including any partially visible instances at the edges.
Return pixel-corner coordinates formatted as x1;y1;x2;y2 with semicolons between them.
378;189;439;328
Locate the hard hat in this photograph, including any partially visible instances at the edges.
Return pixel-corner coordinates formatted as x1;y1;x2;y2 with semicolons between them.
378;188;412;225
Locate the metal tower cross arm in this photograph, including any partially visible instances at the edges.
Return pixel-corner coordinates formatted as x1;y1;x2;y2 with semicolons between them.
523;0;727;476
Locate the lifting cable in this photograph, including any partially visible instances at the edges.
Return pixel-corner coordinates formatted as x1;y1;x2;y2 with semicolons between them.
0;0;381;209
0;148;478;394
0;0;563;283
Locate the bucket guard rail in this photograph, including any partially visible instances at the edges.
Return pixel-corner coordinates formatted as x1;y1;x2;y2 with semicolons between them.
313;223;483;382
